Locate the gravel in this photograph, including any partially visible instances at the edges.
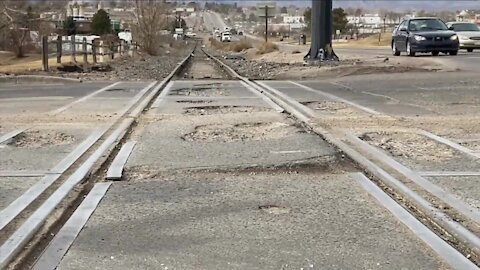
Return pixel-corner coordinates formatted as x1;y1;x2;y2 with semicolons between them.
10;45;194;82
206;48;434;80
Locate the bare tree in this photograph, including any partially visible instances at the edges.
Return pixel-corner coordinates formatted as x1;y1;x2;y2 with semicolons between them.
130;0;170;55
0;0;38;57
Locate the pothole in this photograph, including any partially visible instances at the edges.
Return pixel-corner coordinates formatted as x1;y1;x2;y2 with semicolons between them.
176;100;214;104
360;131;455;162
193;83;223;87
301;101;357;114
182;122;297;142
105;88;129;92
259;205;290;215
183;106;268;115
170;86;231;97
8;130;75;148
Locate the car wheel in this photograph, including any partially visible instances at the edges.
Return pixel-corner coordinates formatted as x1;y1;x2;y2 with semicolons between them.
406;41;416;57
392;41;400;56
467;48;474;52
432;51;439;56
450;50;458;56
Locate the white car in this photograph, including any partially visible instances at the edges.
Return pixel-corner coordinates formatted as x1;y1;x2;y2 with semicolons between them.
447;22;480;52
221;32;231;42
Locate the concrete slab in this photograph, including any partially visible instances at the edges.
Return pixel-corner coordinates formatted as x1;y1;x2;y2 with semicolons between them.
300;73;480;117
359;131;480;172
294;81;436;117
0;82;110;100
127;112;336;171
427;176;480;211
0;125;92;171
260;81;323;103
0;177;41;210
0;83;111;115
52;81;153;118
58;172;446;270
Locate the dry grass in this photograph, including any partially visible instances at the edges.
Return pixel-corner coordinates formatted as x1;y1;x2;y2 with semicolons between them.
335;33;392;48
256;42;279;55
0;52;119;73
209;38;252;53
230;40;253;52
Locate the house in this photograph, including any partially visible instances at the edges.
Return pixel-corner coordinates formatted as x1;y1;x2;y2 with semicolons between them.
456;10;480;24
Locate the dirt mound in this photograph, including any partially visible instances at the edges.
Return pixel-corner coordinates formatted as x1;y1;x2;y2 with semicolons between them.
183;122;296;142
8;130;75;148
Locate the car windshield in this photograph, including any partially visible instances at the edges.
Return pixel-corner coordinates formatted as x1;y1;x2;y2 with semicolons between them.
409;19;448;31
451;23;480;31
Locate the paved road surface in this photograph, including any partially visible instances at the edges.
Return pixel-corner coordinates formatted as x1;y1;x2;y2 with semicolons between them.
55;79;455;269
206;11;480;72
2;72;479;268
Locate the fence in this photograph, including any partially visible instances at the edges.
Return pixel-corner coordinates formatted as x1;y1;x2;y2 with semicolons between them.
41;35;138;72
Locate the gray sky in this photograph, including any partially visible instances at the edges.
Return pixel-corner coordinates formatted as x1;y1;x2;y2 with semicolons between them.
232;1;480;11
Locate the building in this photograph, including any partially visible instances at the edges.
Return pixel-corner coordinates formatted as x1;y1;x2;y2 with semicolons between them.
174;7;196;16
283;16;304;24
347;14;397;29
456;10;480;24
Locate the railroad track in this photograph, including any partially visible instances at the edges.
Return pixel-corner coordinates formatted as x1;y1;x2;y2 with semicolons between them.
0;45;196;269
1;43;478;269
198;47;480;268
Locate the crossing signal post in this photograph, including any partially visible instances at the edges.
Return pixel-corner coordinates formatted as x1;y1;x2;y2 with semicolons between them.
305;0;338;61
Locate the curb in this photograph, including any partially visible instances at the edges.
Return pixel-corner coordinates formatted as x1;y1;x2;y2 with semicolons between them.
0;75;82;84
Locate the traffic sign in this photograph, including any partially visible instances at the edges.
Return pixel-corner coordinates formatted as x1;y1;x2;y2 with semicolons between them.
257;1;276;18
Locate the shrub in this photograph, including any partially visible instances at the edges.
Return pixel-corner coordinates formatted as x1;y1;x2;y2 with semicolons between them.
256;42;279;55
230;40;253;52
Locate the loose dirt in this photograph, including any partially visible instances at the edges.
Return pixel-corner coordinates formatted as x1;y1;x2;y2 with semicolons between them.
182;122;297;143
176;100;214;104
301;101;361;115
8;130;75;148
183;106;269;115
170;85;231;97
360;131;455;162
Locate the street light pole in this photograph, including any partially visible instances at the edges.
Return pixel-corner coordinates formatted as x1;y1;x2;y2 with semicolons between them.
305;0;338;61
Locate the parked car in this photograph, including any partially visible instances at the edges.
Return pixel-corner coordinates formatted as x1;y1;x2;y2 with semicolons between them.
446;22;480;52
392;17;459;56
185;32;197;38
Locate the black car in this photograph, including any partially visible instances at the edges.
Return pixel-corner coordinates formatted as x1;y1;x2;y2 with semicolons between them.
392;18;459;56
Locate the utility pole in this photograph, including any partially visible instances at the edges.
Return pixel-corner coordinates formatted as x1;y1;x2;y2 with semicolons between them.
265;5;268;42
305;0;338;61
